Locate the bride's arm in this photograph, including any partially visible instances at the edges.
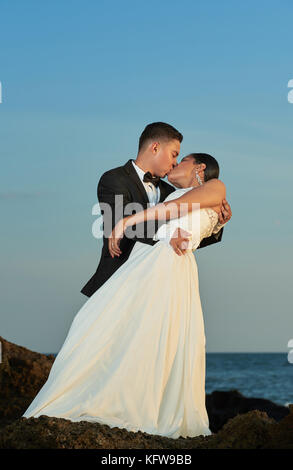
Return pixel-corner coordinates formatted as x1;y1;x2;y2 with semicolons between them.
125;179;225;227
108;179;225;256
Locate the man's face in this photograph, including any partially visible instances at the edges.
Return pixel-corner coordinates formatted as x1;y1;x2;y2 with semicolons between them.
152;139;180;177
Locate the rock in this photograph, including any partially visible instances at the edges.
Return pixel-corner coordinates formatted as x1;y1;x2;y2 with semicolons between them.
0;336;54;428
1;408;292;449
0;336;292;448
211;410;276;449
206;389;290;433
211;405;293;449
263;404;293;449
0;415;211;449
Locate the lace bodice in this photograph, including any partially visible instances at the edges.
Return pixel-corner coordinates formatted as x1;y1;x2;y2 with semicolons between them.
153;186;219;251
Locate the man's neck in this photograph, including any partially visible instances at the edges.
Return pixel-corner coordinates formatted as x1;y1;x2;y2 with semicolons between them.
133;159;152;174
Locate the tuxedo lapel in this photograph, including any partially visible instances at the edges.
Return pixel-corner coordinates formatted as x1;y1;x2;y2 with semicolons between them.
123;159;175;205
158;179;176;202
123;159;150;205
158;181;168;202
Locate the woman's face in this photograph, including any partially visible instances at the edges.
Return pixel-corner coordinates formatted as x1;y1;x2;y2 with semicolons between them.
167;155;196;188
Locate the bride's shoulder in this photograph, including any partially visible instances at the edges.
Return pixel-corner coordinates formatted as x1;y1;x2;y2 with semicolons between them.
205;178;225;193
204;178;225;188
183;179;226;204
187;178;225;194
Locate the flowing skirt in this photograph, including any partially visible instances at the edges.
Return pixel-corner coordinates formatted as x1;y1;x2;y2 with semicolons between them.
22;241;211;439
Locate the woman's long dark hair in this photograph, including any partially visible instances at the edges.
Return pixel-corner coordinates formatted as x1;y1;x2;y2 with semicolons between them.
189;153;220;182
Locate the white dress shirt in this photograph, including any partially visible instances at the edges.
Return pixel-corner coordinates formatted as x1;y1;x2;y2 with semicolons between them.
132;160;160;206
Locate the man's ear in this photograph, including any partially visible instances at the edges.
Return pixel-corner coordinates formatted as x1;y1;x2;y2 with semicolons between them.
151;141;160;154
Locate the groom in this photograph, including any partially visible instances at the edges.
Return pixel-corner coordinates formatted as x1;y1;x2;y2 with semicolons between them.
81;122;231;298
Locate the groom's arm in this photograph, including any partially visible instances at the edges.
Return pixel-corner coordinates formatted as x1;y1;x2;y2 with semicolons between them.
198;198;232;248
98;172;130;232
98;172;159;248
197;227;223;249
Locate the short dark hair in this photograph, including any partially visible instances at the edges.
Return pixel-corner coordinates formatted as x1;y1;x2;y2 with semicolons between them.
138;122;183;153
189;153;220;181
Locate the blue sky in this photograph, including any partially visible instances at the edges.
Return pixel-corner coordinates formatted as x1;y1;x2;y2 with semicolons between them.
0;0;292;353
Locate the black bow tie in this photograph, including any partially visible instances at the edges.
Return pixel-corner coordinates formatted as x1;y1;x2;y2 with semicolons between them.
143;171;160;187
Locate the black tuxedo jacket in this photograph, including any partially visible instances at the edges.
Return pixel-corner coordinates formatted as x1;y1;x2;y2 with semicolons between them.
81;159;223;297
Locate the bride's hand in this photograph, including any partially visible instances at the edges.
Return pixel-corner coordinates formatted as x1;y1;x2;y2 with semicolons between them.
108;217;130;258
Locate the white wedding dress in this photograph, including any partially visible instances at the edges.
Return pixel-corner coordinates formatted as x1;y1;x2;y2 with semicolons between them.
22;187;219;439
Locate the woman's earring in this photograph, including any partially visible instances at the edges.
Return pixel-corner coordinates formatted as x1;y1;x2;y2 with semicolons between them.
195;170;203;185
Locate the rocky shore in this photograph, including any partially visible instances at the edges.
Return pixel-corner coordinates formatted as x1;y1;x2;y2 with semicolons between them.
0;336;292;449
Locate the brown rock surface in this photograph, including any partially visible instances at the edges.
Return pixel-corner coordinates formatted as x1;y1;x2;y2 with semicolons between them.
0;336;292;449
0;336;54;428
206;389;290;432
1;408;292;449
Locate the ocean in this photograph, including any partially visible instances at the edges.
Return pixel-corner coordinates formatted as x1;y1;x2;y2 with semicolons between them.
47;352;293;408
205;353;293;407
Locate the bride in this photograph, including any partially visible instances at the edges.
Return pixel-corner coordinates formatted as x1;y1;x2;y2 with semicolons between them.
22;153;226;439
